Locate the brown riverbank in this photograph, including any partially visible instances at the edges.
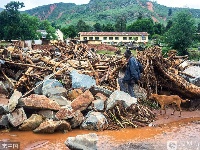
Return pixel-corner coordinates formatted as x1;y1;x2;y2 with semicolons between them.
0;109;200;150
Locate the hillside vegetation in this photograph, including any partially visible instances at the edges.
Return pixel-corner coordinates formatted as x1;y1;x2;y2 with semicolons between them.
24;0;200;27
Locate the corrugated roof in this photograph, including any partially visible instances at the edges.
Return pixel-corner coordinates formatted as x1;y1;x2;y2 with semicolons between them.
79;32;148;36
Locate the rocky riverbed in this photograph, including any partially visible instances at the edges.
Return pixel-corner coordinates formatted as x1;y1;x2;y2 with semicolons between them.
0;109;200;150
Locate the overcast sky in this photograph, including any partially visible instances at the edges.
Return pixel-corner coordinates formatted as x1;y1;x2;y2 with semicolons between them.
0;0;200;10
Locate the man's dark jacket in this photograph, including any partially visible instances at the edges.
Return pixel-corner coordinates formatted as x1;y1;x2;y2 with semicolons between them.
123;56;143;82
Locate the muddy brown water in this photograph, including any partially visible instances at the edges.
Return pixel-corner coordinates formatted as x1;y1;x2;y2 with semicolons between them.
1;109;200;150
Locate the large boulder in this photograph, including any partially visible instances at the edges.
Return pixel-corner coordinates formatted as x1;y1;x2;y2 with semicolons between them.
65;133;98;150
49;95;71;106
8;90;22;112
0;115;9;128
70;70;96;89
7;107;27;127
92;99;105;111
106;90;137;110
38;110;56;120
19;114;43;131
19;94;61;111
71;90;94;112
69;110;84;129
182;66;200;87
81;111;108;131
33;120;71;133
42;79;64;96
67;89;83;101
89;86;112;97
55;106;75;120
0;81;8;94
0;105;8;115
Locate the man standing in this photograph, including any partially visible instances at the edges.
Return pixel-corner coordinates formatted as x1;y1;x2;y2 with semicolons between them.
118;49;143;97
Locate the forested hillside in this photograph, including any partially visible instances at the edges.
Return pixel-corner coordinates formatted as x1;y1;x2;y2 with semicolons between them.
24;0;200;27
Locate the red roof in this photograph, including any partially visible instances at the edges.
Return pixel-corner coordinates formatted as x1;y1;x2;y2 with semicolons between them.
79;32;148;36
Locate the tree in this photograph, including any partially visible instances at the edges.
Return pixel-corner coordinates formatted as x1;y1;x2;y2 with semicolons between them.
39;20;56;40
18;14;40;40
153;23;165;35
0;1;25;40
61;25;77;39
165;20;173;31
76;20;91;33
164;11;195;55
197;23;200;33
168;8;172;16
102;23;115;32
114;16;127;32
127;18;154;36
93;23;102;32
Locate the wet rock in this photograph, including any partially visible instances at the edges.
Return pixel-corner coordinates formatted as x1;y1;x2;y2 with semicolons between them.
55;120;71;132
19;94;61;111
34;81;43;95
19;114;43;131
95;93;107;101
42;79;63;96
70;70;96;89
133;84;147;99
8;90;22;112
106;90;137;110
71;90;94;112
55;106;75;120
33;120;71;133
183;66;200;78
44;87;68;98
67;89;83;101
65;133;98;150
38;110;56;120
49;95;71;106
81;111;108;131
89;86;112;97
182;66;200;86
92;99;105;111
189;77;200;87
7;107;27;127
0;105;8;115
0;81;8;94
69;110;84;129
0;115;9;128
0;94;9;105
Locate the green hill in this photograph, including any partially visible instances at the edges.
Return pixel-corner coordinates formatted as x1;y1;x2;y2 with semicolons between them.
24;0;200;27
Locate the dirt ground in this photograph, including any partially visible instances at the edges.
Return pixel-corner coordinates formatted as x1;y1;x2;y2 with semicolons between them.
0;109;200;150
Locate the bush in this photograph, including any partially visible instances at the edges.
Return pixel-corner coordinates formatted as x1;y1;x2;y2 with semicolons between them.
188;50;200;61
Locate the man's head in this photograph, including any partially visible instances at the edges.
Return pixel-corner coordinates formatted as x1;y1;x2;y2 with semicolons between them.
124;49;132;59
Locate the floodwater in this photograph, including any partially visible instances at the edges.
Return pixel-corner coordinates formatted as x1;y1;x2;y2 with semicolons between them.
0;109;200;150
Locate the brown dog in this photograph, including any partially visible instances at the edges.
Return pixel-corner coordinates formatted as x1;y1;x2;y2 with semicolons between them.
149;94;190;117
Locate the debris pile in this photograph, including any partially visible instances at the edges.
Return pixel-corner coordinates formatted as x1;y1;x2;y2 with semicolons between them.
0;43;200;133
137;47;200;98
0;42;154;133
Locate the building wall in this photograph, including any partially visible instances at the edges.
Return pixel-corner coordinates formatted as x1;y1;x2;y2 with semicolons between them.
79;34;148;44
56;29;64;41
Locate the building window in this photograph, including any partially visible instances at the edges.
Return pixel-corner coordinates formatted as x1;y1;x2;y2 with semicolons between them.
115;37;119;40
142;36;146;40
89;37;93;40
135;37;138;41
83;37;87;40
129;37;132;40
109;37;113;40
123;37;127;40
103;37;107;40
95;37;99;40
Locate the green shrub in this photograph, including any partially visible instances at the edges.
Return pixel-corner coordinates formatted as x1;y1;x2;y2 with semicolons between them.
188;50;200;60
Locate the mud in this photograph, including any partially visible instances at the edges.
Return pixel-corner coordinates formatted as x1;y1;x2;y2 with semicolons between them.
0;109;200;150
